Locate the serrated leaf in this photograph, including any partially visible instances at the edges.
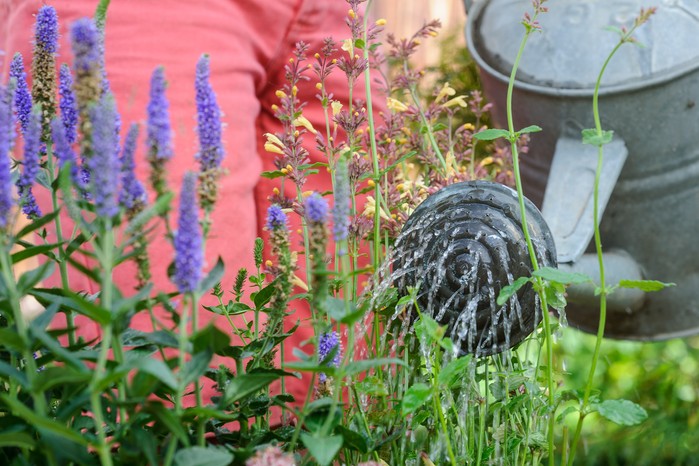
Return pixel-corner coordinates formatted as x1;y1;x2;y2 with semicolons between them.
517;125;542;134
597;399;648;426
497;276;531;306
402;383;432;415
222;369;283;405
617;279;675;292
437;355;472;387
259;170;285;179
533;267;591;285
582;128;614;146
301;433;343;466
473;128;511;141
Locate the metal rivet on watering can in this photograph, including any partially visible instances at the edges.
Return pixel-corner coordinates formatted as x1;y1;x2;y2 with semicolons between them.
465;0;699;340
393;181;556;356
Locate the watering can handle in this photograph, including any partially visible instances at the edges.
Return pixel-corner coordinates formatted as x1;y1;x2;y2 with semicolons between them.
541;135;628;263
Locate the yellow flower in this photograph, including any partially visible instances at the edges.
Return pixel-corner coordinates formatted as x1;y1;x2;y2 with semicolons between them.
275;90;287;99
292;115;317;134
264;142;284;155
435;82;456;104
375;18;387;26
462;122;475;131
331;100;343;117
362;196;391;221
387;97;409;113
341;38;353;53
442;95;468;108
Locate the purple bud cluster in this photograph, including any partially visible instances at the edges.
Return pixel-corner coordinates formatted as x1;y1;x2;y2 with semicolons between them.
88;95;120;218
71;18;100;73
194;55;224;172
9;53;32;133
332;160;350;242
0;85;16;230
16;106;42;218
266;205;288;231
173;172;203;293
34;6;59;55
318;331;342;383
304;193;328;224
59;64;78;144
146;67;173;161
50;117;81;187
119;123;147;210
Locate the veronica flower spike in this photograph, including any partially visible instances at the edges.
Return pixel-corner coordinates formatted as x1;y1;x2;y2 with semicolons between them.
87;94;120;218
32;5;59;134
0;84;16;231
16;106;42;219
195;55;225;212
173;172;203;294
9;53;32;133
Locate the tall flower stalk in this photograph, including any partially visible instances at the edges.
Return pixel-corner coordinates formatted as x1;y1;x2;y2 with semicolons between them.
31;5;59;141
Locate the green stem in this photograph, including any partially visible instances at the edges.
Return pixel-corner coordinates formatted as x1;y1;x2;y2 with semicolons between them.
504;12;556;465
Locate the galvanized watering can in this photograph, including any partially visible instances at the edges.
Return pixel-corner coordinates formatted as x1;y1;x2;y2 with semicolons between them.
461;0;699;340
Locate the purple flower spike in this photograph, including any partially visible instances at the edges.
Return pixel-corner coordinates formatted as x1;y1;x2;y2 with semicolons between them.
266;205;288;231
195;55;224;171
318;331;342;383
35;6;59;55
16;106;42;219
59;64;78;144
332;160;350;242
88;94;120;218
305;193;328;224
119;123;147;210
71;18;100;73
50;117;81;187
146;67;173;161
0;85;16;230
9;53;32;133
173;172;203;293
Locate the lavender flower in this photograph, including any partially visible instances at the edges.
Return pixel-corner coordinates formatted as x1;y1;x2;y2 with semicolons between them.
34;6;59;55
87;94;120;218
146;67;173;161
318;331;342;383
0;84;16;230
119;123;147;211
32;5;59;138
173;172;203;293
16;106;42;219
332;160;350;242
266;205;288;231
304;193;328;224
9;53;32;133
71;17;102;167
195;55;225;212
146;67;173;198
71;18;100;74
50;117;81;187
58;64;78;144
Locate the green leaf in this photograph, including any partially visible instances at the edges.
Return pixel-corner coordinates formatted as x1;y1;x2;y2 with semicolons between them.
356;376;389;397
0;395;88;446
473;128;511;141
497;276;531;306
402;383;432;415
354;38;366;50
0;360;29;389
438;355;472;387
222;369;283;405
198;257;225;294
597;399;648;426
33;367;92;393
174;446;234;466
260;170;285;179
301;433;343;466
582;128;614;146
11;242;63;264
146;403;189;445
138;358;178;390
532;267;591;285
124;192;173;236
16;261;55;295
617;279;675;292
181;350;213;387
0;432;36;449
517;125;542;134
335;425;369;453
343;357;406;377
326;296;364;324
252;282;275;309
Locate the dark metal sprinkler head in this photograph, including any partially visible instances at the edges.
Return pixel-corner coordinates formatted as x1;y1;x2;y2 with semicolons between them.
393;180;557;356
